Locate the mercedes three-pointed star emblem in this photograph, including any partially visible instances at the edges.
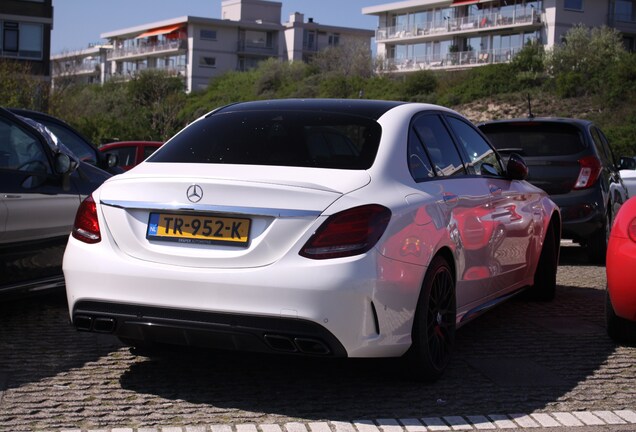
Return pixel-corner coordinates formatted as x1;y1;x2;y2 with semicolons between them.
186;184;203;203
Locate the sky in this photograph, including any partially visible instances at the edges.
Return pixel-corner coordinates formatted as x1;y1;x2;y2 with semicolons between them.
51;0;391;55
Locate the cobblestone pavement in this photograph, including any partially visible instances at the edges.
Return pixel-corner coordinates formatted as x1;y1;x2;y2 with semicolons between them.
0;243;634;432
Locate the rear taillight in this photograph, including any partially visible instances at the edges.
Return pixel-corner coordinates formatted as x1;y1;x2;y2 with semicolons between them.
300;204;391;259
629;217;636;243
573;156;602;190
72;195;101;244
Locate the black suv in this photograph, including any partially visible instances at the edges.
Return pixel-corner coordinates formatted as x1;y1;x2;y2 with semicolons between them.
478;117;628;264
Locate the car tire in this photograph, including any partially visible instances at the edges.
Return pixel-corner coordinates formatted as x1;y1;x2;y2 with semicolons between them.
587;209;610;265
525;223;557;301
606;289;636;344
405;255;456;382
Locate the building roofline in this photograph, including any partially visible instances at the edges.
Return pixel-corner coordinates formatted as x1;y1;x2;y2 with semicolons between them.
362;0;450;16
289;22;375;36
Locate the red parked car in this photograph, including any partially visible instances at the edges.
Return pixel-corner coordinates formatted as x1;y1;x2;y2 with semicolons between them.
606;196;636;343
99;141;162;171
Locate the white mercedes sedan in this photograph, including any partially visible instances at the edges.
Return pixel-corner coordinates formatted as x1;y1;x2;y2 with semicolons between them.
63;99;561;381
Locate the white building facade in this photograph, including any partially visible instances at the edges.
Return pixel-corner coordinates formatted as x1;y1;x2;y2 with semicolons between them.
51;0;374;93
362;0;636;73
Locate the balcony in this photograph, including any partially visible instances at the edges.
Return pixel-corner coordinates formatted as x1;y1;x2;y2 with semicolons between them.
107;40;186;60
237;41;278;56
376;9;540;42
53;63;100;77
104;64;187;82
382;47;523;72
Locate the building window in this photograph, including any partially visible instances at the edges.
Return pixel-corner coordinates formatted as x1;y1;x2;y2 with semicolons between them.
200;29;217;40
1;21;43;59
328;33;340;47
199;56;216;68
564;0;583;11
3;22;19;52
615;0;636;22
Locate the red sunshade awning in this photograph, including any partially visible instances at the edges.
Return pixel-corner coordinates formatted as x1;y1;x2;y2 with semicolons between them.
136;24;184;39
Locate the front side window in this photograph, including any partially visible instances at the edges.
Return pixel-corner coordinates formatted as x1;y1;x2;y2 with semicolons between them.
0;118;49;173
411;114;466;177
149;111;381;170
564;0;583;11
446;116;504;176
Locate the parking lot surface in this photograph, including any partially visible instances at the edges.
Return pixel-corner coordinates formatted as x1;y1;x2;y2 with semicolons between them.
0;243;635;432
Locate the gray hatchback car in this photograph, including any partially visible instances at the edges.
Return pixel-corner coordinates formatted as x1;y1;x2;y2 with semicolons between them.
478;117;628;264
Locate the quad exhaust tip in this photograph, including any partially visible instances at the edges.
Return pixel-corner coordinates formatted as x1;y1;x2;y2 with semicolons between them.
73;315;116;333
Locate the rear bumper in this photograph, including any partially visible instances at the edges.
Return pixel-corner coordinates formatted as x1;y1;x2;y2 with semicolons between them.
72;300;347;356
551;188;605;241
63;236;425;358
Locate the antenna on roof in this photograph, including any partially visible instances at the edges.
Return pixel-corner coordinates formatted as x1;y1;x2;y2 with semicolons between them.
527;93;535;119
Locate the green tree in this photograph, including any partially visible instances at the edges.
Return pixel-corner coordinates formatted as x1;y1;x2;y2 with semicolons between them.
127;70;186;140
545;25;625;98
0;59;49;110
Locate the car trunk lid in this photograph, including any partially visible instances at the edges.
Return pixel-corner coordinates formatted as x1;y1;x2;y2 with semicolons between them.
97;164;370;268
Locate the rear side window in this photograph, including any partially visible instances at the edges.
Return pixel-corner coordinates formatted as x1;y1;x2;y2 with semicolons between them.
480;122;586;157
446;116;503;176
149;111;381;169
411;114;466;177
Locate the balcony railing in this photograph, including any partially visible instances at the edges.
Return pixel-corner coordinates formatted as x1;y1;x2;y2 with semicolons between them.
53;64;100;77
104;64;187;82
382;47;523;72
376;9;540;41
237;41;277;56
107;40;186;60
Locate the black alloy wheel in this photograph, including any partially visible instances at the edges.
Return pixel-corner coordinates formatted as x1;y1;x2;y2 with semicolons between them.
407;255;456;382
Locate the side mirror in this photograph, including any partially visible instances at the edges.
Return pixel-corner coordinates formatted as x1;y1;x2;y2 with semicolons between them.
618;156;636;170
105;152;118;168
54;152;77;175
506;153;528;181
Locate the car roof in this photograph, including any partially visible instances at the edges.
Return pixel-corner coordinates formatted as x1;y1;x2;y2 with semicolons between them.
213;99;407;120
7;107;96;142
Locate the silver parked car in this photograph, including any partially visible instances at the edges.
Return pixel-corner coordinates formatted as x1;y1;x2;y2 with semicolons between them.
0;107;110;298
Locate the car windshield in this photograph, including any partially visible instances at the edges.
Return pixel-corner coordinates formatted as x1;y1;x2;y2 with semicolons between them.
148;110;382;169
480;122;586;157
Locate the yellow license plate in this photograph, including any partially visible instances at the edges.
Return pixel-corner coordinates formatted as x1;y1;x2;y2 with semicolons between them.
147;212;250;245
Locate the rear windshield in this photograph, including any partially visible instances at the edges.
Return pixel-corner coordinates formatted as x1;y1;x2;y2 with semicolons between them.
480;122;586;157
148;110;382;169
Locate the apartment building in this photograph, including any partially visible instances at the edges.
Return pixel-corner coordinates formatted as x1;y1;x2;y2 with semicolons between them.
362;0;636;73
0;0;53;78
51;0;374;93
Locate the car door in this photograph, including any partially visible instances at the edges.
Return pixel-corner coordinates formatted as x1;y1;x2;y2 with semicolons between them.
408;112;495;312
445;114;541;295
0;111;80;289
